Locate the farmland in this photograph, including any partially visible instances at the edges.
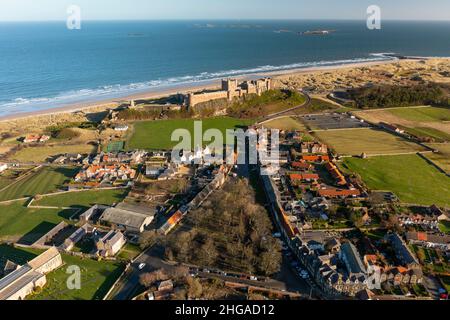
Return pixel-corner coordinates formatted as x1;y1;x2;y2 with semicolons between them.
424;143;450;174
354;106;450;142
388;106;450;122
314;128;426;156
33;188;129;209
0;200;74;243
127;116;254;150
9;144;95;163
0;167;79;202
342;154;450;207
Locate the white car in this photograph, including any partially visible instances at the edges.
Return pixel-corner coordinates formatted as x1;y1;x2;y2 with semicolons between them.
138;263;146;270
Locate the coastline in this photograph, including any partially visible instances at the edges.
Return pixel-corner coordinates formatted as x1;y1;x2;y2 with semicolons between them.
0;58;401;123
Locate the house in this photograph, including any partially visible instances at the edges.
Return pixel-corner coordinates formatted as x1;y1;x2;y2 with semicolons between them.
63;224;93;252
290;173;319;183
23;134;50;143
100;204;155;233
406;232;450;251
380;122;405;134
0;163;7;173
291;161;313;171
96;230;126;257
0;247;62;300
158;279;174;292
325;162;347;186
318;188;361;199
300;142;328;154
300;155;330;162
339;242;367;277
387;233;420;268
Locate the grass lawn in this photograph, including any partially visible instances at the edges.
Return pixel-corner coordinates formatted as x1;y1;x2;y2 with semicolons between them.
0;167;79;202
424;143;450;174
0;200;74;243
117;243;142;262
342;154;450;207
30;254;124;300
127;116;254;150
388;106;450;122
0;244;124;300
314;128;426;156
439;221;450;234
401;126;450;142
34;188;129;209
9;144;95;163
262;117;307;131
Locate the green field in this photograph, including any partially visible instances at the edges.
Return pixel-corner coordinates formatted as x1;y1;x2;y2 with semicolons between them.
439;221;450;234
0;245;124;300
34;188;129;209
424;143;450;174
0;200;74;243
10;144;95;163
262;117;307;131
388;106;450;122
127;116;254;150
343;154;450;207
314;128;426;156
105;141;125;153
0;167;78;202
402;126;450;142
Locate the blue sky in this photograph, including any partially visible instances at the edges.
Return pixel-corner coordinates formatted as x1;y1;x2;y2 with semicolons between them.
1;0;449;21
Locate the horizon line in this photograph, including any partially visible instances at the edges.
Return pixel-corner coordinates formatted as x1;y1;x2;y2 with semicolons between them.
1;18;450;23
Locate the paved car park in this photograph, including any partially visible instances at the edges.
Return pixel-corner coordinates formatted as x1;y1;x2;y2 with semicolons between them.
299;113;371;130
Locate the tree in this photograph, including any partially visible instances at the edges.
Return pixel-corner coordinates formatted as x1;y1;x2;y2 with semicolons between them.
139;230;159;249
186;276;203;299
139;269;168;288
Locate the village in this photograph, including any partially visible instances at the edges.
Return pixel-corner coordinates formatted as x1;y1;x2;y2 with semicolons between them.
0;69;449;301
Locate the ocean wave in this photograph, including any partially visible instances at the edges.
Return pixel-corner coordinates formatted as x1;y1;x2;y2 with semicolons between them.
0;55;395;115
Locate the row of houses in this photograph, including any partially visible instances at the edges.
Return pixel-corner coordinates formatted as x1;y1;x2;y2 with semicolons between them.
74;164;136;184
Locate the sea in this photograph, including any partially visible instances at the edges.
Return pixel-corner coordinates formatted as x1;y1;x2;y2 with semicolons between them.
1;20;450;117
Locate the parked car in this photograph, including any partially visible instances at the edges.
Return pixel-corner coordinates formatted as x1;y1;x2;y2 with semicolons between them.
138;263;146;270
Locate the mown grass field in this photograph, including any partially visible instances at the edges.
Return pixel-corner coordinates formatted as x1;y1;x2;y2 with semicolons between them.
9;144;95;163
424;143;450;174
33;188;129;209
0;167;78;202
388;106;450;122
127;116;254;150
262;117;307;131
342;154;450;207
0;200;74;243
0;245;124;300
314;128;426;156
402;126;450;143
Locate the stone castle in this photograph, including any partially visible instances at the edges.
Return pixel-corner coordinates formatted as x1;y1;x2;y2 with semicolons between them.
184;78;272;108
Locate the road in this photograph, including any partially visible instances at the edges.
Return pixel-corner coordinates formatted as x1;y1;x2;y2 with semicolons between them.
257;90;311;125
110;244;312;300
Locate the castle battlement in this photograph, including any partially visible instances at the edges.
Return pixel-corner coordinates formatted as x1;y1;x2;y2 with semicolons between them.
184;77;272;108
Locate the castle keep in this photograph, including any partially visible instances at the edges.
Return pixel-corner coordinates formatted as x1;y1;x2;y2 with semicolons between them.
185;78;272;108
